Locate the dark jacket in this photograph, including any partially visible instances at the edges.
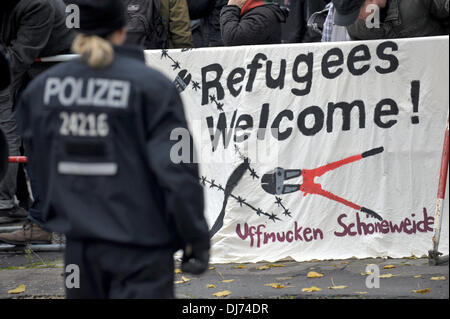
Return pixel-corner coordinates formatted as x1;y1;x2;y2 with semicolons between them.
347;0;449;40
220;4;288;46
192;0;227;47
283;0;330;43
16;46;210;252
0;0;74;103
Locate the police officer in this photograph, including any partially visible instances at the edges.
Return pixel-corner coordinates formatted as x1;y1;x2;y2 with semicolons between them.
15;0;210;299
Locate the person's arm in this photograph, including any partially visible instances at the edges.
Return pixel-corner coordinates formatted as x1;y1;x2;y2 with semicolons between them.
168;0;194;48
143;78;209;257
220;3;273;46
5;0;56;83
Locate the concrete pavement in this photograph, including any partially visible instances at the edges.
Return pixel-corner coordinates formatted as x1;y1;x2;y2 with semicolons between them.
0;251;448;299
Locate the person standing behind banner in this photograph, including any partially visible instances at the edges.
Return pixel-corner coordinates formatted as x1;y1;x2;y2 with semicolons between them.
220;0;289;46
160;0;195;48
188;0;227;47
284;0;330;43
321;2;351;42
15;0;210;299
332;0;449;40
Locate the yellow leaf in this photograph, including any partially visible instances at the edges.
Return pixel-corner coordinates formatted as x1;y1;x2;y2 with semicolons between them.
413;275;422;278
329;285;348;290
236;265;247;269
354;291;368;295
222;279;235;283
206;284;216;288
412;288;430;294
379;274;394;279
181;276;191;282
174;280;184;284
302;286;322;292
268;263;285;267
8;284;26;294
213;290;231;297
406;255;418;260
307;271;324;278
265;283;285;289
258;265;270;270
174;268;182;274
209;266;215;270
361;272;371;276
430;276;446;281
383;265;396;269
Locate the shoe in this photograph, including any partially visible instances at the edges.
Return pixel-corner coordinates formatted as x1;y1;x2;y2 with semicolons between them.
0;205;28;224
0;221;52;245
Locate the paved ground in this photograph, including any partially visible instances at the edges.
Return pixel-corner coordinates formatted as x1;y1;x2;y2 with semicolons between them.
0;250;448;299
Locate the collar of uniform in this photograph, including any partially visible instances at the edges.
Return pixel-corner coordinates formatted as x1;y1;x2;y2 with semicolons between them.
113;45;145;62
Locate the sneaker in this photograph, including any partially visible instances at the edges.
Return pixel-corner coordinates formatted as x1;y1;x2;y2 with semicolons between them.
0;221;52;245
0;205;28;224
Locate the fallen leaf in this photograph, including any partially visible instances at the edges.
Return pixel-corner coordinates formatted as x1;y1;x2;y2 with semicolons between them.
413;275;422;278
406;255;418;260
206;284;216;288
302;286;322;292
213;290;231;297
383;265;396;269
181;276;191;282
236;265;247;269
268;263;285;268
361;272;371;276
379;274;394;279
430;276;446;281
307;271;324;278
222;279;235;283
265;283;285;289
258;265;270;270
174;268;182;274
354;291;368;295
175;276;191;284
209;266;215;270
329;285;348;290
342;261;350;264
412;288;430;294
8;284;26;294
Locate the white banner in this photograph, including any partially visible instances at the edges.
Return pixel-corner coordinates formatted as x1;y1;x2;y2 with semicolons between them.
145;36;449;263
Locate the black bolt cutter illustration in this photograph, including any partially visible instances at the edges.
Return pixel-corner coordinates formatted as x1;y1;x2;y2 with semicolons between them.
261;147;385;221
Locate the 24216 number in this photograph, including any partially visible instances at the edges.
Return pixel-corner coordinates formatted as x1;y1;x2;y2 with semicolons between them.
59;112;109;137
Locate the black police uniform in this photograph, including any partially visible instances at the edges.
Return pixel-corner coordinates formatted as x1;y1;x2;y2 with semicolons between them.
15;46;210;298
